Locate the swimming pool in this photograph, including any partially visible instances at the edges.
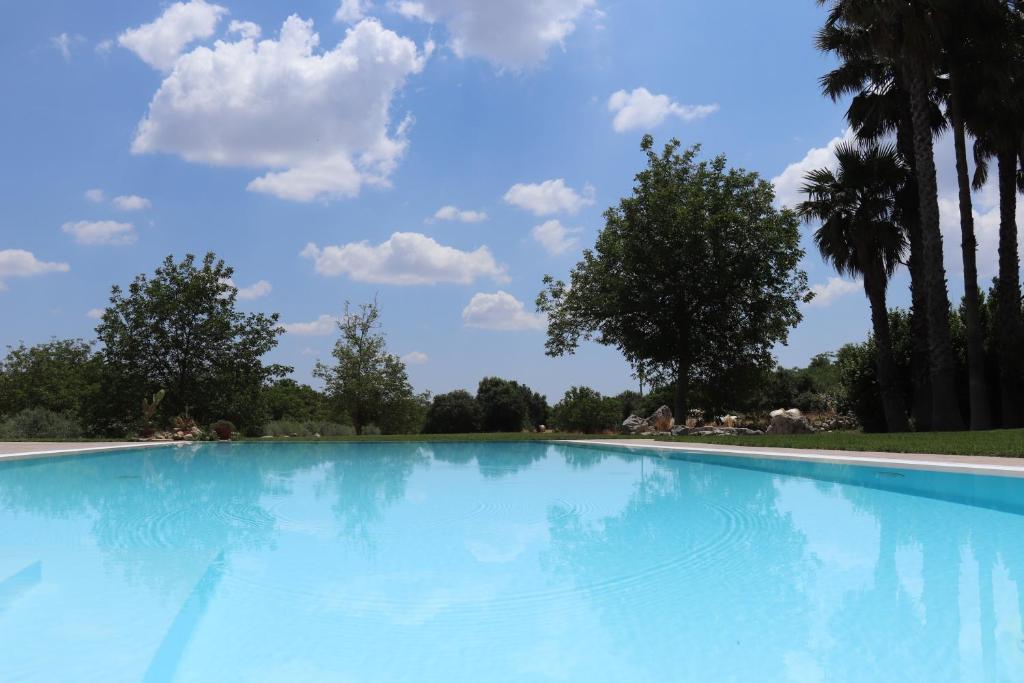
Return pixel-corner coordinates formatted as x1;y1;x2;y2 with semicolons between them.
1;441;1023;681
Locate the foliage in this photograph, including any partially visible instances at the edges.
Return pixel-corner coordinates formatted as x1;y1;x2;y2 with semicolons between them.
209;420;236;440
538;137;809;420
551;386;622;433
264;379;330;422
0;408;83;440
423;390;482;434
475;377;547;432
262;420;355;437
95;253;287;434
0;339;105;429
314;301;418;435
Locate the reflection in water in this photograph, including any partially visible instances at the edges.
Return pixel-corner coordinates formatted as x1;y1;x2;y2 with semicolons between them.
0;443;1023;681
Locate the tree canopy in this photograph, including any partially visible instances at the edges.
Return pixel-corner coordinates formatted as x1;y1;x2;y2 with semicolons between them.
538;136;810;419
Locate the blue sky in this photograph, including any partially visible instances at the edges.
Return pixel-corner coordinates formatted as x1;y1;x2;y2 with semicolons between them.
1;0;1005;401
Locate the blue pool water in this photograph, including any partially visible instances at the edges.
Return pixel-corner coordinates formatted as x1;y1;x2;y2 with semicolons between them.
2;441;1024;682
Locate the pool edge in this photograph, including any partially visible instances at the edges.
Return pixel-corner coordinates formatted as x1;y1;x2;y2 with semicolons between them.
0;441;180;463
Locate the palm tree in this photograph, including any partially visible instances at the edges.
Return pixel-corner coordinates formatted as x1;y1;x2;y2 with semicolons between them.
932;0;1000;429
819;0;963;430
969;3;1024;428
799;143;911;432
816;14;939;430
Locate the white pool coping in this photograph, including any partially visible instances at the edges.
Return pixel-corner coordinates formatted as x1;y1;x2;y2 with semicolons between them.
0;441;179;463
566;438;1024;478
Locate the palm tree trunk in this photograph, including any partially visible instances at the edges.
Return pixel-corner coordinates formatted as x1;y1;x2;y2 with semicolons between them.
895;99;933;430
949;74;992;430
996;148;1024;427
903;60;964;430
864;265;910;432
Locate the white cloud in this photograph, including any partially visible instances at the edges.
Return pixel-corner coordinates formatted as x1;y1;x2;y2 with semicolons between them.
401;350;429;365
301;233;507;285
236;279;272;300
462;291;546;330
84;188;105;203
432;205;488;223
130;17;427;202
0;250;70;291
227;20;261;40
283;314;339;335
51;33;76;61
118;0;228;71
392;0;595;68
95;39;114;55
112;194;151;211
607;88;718;133
503;178;593;216
531;219;581;255
61;220;137;246
86;308;104;319
336;0;371;23
772;128;857;209
806;277;862;308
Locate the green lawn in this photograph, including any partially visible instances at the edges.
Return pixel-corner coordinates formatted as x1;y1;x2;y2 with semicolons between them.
655;429;1024;458
245;432;627;443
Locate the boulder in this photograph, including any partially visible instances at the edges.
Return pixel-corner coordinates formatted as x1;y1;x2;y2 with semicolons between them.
651;405;674;431
670;425;691;436
720;414;739;428
767;408;813;435
622;415;646;434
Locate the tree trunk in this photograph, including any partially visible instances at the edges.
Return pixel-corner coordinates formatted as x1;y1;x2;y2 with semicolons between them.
996;148;1024;427
903;60;964;430
895;100;933;430
673;361;689;428
864;264;910;432
949;75;992;430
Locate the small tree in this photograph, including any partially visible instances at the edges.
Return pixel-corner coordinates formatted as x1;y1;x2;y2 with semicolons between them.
95;253;287;433
551;386;621;433
538;137;810;420
0;339;104;425
475;377;546;432
423;390;482;434
314;301;417;435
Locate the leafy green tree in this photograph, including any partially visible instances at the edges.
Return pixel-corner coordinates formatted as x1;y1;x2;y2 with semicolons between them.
798;142;910;432
95;253;287;433
314;301;418;435
551;386;621;433
538;137;809;421
263;379;330;422
475;377;531;432
0;339;103;425
423;390;482;434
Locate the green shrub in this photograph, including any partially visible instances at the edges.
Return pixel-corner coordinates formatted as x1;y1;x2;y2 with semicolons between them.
0;408;83;439
423;390;482;434
210;419;236;440
316;422;355;436
362;424;382;436
475;377;547;432
551;386;622;433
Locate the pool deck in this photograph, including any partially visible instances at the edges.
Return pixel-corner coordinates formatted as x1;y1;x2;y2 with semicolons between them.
0;441;177;462
2;438;1024;477
567;438;1024;478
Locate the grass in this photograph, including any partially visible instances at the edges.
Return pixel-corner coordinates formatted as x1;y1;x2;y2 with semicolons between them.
243;432;628;443
655;428;1024;458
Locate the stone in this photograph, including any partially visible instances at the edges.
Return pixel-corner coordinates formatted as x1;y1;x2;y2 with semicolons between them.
720;414;739;428
767;408;813;435
651;405;674;431
670;425;691;436
622;415;646;434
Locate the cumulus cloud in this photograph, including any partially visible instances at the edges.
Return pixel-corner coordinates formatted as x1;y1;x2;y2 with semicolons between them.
503;179;593;216
223;278;272;300
283;314;339;335
61;220;136;246
129;16;427;202
531;219;581;255
86;308;104;319
607;88;718;133
806;277;862;308
84;188;105;203
772;128;857;209
392;0;595;68
0;249;70;291
227;20;261;39
432;205;488;223
301;233;507;285
462;291;546;330
401;350;429;365
112;195;151;211
118;0;228;71
336;0;371;23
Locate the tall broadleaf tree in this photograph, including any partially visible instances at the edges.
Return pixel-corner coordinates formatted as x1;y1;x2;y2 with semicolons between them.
538;137;809;421
798;142;910;432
